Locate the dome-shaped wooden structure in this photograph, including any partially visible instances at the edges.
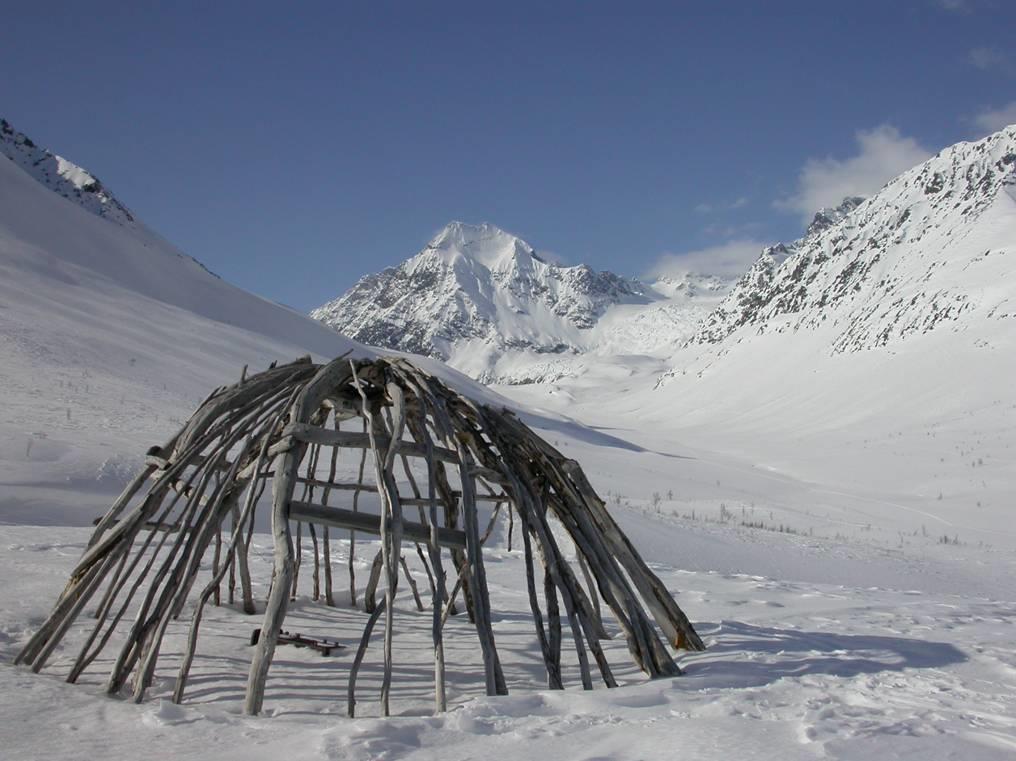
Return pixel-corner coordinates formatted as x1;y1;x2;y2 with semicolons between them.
17;355;703;716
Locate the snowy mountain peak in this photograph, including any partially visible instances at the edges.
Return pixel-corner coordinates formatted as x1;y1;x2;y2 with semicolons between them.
312;222;657;379
425;221;538;270
0;118;135;227
805;196;865;237
691;123;1016;351
651;271;734;300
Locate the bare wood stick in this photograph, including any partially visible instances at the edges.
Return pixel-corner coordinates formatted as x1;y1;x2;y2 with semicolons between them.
291;521;302;601
105;449;227;696
86;465;157;547
309;523;321;602
399;555;425;612
544;565;563;688
480;503;503;544
244;440;306;715
228;503;238;605
173;420;287;702
520;518;559;688
321;415;340;608
322;526;334;607
132;439;257;702
28;551;121;673
244;360;351;715
374;376;408;715
397;451;437;598
507;504;514;552
280;424;460;465
347;598;386;718
456;444;507;696
349;420;369;609
440;563;469;628
364;550;383;613
66;480;196;683
576;547;605;637
212;525;223;607
398;389;447;714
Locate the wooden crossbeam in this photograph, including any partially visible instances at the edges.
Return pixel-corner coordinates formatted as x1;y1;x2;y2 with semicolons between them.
289;500;467;550
282;423;461;464
293;476;510;505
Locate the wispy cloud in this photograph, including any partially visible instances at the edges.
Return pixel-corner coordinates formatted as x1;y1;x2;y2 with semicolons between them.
971;101;1016;134
775;125;931;223
534;248;567;264
935;0;969;12
968;46;1014;75
693;197;749;215
649;238;769;279
702;221;763;238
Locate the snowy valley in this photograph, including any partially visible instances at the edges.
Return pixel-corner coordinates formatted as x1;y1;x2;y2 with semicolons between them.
1;117;1015;761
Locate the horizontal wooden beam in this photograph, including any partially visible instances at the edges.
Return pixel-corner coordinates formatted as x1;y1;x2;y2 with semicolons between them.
280;423;461;465
289;501;467;550
293;477;510;505
296;477;378;494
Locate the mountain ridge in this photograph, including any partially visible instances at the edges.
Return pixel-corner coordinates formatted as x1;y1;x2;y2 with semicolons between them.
690;125;1016;353
311;222;669;366
1;117;136;227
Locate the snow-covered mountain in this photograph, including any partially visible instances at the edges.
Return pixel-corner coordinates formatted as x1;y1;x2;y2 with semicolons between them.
502;124;1016;561
691;127;1016;353
313;221;734;383
313;221;645;354
1;118;136;227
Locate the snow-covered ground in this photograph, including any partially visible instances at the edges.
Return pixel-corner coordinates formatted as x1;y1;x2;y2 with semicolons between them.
2;520;1014;761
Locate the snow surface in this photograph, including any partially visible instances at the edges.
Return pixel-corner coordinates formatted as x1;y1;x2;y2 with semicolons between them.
2;521;1014;761
1;120;1015;760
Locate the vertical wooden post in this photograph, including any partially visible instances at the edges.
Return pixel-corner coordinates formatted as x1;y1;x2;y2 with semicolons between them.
290;521;302;600
456;444;507;696
244;442;305;715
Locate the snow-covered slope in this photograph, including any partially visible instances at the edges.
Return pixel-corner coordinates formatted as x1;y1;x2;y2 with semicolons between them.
504;125;1016;558
0;122;368;523
692;127;1016;352
0;124;631;526
313;221;733;383
1;118;136;227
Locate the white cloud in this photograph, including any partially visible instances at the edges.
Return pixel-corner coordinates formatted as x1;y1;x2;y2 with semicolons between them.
971;101;1016;134
775;125;931;223
968;46;1012;73
694;197;748;215
649;238;769;279
534;248;567;264
936;0;969;12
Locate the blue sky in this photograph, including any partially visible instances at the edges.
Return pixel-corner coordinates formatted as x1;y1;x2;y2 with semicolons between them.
3;0;1015;310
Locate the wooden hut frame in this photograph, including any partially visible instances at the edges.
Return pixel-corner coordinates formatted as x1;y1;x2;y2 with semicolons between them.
16;355;704;716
